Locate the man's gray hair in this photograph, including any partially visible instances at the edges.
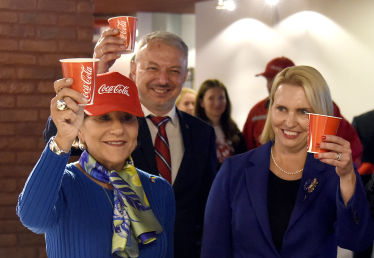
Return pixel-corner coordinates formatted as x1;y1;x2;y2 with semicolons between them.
136;31;188;62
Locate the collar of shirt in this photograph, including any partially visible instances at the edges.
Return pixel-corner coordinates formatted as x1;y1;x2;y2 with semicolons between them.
141;104;179;128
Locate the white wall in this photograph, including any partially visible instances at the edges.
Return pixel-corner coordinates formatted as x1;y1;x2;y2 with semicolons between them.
196;0;374;129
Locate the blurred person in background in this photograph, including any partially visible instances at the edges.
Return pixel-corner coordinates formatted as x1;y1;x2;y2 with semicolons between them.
175;87;197;116
242;57;363;167
352;109;374;182
195;79;247;169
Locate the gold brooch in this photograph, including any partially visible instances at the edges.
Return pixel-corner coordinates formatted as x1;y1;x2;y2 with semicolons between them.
303;178;318;201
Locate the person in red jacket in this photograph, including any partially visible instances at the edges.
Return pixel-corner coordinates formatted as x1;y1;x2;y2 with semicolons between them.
242;57;363;167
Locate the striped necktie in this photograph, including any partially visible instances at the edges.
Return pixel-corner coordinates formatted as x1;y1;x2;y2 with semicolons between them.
149;116;172;183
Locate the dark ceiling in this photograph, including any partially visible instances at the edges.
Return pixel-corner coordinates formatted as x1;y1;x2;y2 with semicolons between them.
94;0;207;16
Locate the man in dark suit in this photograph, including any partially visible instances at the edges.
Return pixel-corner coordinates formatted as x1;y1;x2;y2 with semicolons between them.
353;110;374;176
44;31;217;258
353;110;374;258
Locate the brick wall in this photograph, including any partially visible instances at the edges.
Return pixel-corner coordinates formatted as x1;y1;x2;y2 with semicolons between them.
0;0;95;257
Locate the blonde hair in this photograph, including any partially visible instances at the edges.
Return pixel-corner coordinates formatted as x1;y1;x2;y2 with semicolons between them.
260;65;334;144
175;87;197;106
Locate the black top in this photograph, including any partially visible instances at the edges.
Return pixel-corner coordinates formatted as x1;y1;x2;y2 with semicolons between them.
267;170;301;253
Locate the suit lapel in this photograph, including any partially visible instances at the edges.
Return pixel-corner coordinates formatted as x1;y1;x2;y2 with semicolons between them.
137;117;159;176
287;153;327;228
172;109;190;190
245;142;277;250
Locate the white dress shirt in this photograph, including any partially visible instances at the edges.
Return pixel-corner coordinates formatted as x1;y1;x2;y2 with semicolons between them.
142;104;184;185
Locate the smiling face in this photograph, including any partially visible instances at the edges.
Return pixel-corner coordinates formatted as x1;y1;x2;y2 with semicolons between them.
271;84;314;153
78;111;138;172
176;92;196;115
200;87;227;123
131;41;188;116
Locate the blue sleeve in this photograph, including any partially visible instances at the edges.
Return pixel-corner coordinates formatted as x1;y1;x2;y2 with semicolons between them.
16;142;70;234
336;171;374;251
201;157;232;258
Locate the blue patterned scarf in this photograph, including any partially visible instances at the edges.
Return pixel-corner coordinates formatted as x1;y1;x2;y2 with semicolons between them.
79;150;163;257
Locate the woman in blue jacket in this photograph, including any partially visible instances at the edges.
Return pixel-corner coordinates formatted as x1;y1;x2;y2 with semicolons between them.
201;66;374;257
17;71;175;258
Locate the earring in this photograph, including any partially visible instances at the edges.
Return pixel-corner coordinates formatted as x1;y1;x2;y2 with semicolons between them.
78;138;86;150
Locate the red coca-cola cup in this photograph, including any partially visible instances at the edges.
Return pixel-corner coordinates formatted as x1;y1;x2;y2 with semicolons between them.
59;58;99;105
108;16;137;54
307;113;342;153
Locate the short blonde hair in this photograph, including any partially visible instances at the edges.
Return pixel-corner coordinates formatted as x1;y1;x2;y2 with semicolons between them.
136;31;188;69
175;87;197;106
260;65;334;144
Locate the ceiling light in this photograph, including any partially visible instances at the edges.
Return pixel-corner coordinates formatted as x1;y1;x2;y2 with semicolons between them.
224;0;235;11
216;0;236;11
266;0;279;5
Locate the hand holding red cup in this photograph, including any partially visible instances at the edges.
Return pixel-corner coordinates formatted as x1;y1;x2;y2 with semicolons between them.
108;16;137;54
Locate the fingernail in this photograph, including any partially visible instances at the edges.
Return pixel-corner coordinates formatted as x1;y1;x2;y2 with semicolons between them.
113;29;119;33
116;53;121;58
66;78;72;83
82;97;88;103
314;153;319;158
322;136;326;140
120;45;126;49
316;143;320;148
119;39;125;44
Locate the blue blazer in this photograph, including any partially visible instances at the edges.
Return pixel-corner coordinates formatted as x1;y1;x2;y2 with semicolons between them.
43;109;218;258
201;141;374;258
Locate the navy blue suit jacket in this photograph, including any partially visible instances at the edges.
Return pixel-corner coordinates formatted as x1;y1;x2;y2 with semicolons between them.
132;110;217;258
201;141;374;258
43;109;217;258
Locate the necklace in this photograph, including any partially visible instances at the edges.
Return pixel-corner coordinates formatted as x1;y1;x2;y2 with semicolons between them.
102;186;113;208
271;147;303;175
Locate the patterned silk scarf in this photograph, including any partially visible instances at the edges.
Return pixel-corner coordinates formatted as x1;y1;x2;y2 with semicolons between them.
79;150;163;257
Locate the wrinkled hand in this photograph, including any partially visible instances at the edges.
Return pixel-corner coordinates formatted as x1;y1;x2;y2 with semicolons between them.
51;78;87;152
93;28;126;74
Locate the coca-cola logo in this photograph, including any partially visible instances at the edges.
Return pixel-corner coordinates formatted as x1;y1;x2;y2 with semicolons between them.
117;20;127;41
98;84;130;96
81;65;93;101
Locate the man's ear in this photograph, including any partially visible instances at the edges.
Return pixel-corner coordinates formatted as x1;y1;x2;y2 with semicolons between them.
181;67;189;84
130;60;137;82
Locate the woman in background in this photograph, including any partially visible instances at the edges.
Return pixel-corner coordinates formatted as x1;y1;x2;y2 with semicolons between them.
195;79;246;168
201;66;374;257
175;87;197;116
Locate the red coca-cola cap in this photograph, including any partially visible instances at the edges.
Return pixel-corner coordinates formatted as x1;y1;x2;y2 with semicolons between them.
256;57;295;79
84;71;144;117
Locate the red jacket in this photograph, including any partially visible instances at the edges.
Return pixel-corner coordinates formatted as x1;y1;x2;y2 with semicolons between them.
242;98;363;167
